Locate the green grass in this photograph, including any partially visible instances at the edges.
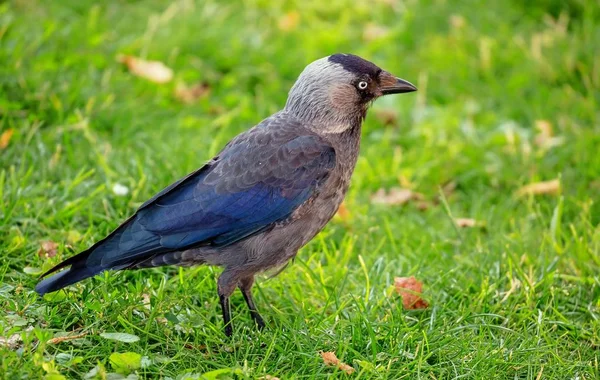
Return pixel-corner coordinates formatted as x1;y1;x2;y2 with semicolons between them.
1;0;599;378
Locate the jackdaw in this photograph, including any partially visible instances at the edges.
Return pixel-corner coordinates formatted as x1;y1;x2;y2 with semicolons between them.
36;54;416;336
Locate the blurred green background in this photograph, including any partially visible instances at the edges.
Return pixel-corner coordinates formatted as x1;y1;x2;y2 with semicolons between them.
1;0;599;378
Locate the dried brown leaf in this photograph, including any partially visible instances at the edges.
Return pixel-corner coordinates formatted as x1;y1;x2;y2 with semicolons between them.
278;11;300;32
38;241;59;259
321;351;339;366
374;109;398;126
416;201;431;211
394;276;429;309
47;332;88;345
334;201;350;221
516;179;560;197
118;55;173;84
454;218;485;228
338;362;355;374
534;120;563;149
371;187;423;206
320;351;355;374
0;129;14;149
175;82;211;104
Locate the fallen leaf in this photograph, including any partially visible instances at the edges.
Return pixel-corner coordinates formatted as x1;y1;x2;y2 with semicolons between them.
374;109;398;126
338;362;355;375
416;201;431;211
0;129;14;149
363;23;389;41
175;82;211;104
394;276;429;309
334;201;350;221
454;218;485;228
38;241;59;259
320;351;338;366
516;179;560;197
320;351;355;374
371;187;424;206
118;55;173;84
278;11;300;32
47;332;88;345
534;120;563;150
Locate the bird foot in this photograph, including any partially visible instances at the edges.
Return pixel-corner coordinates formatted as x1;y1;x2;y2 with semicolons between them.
223;323;233;337
251;311;266;330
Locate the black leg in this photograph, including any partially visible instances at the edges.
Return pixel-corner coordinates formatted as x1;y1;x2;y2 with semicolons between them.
239;277;266;330
219;294;233;337
218;271;238;337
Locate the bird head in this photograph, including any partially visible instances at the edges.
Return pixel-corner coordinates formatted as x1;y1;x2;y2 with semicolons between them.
285;54;416;132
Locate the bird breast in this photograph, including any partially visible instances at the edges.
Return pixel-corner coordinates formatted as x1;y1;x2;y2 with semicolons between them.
270;123;362;256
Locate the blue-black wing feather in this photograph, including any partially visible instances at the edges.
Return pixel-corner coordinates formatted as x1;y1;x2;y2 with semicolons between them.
36;114;335;294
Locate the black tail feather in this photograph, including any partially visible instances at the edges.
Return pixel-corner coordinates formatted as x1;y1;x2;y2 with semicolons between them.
35;264;105;295
35;215;169;295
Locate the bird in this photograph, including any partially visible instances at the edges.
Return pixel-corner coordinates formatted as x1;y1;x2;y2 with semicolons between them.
35;54;416;336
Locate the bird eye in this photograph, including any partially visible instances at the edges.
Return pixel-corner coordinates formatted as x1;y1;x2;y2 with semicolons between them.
357;81;368;90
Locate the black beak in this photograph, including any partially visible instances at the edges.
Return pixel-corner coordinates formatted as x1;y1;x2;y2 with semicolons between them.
379;71;417;95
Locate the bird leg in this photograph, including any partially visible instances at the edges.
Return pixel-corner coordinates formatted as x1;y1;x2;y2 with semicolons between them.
217;271;238;337
239;276;265;330
219;293;232;337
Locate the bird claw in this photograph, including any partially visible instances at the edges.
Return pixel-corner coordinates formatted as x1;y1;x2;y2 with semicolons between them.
252;312;266;330
223;323;233;337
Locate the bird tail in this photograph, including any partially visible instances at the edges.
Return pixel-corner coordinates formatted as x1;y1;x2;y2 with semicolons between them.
35;216;163;295
35;260;105;295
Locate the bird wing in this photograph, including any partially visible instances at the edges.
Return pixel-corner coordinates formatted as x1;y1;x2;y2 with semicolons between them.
80;117;336;268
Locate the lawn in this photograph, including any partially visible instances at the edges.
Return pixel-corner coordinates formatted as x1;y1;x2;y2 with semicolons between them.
1;0;599;378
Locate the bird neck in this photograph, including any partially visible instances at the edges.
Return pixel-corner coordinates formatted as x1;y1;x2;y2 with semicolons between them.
284;98;367;134
329;122;363;178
